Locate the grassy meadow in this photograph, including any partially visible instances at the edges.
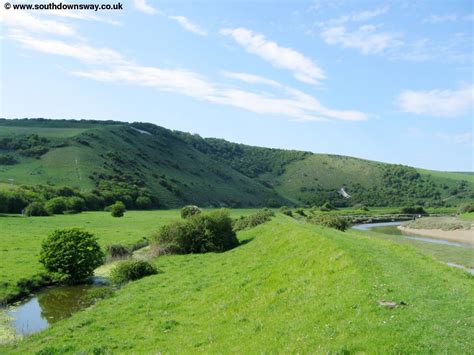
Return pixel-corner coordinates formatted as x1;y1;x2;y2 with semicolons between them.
0;209;256;302
1;214;473;353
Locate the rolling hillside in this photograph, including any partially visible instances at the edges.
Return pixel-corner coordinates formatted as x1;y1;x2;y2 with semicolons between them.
0;118;472;208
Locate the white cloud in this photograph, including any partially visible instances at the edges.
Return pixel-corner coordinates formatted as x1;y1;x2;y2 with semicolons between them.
169;16;207;36
9;31;127;64
436;132;472;145
0;9;76;37
44;9;120;26
220;27;325;84
423;14;457;24
398;86;474;118
133;0;157;15
321;25;402;54
6;28;367;122
319;6;389;26
221;71;282;88
74;65;368;122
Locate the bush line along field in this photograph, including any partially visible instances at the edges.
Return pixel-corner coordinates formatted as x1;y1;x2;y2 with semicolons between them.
0;118;473;210
2;214;473;353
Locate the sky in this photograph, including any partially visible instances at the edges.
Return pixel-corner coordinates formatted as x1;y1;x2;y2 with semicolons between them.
0;0;473;171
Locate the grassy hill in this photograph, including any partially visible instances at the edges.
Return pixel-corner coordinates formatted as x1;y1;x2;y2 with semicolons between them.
0;118;472;208
2;214;473;353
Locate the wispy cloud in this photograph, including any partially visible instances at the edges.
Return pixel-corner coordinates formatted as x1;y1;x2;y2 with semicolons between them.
221;71;282;88
397;86;474;118
169;16;207;36
74;65;367;122
321;25;402;54
3;10;367;123
133;0;157;15
423;14;457;24
9;31;127;64
423;14;474;24
220;27;325;85
44;9;121;26
319;6;389;26
0;9;77;37
435;132;472;145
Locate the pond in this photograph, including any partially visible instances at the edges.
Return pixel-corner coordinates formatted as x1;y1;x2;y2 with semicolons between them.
5;277;107;336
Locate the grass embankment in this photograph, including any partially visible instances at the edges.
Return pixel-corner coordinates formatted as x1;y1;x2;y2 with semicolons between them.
3;215;473;353
0;210;256;302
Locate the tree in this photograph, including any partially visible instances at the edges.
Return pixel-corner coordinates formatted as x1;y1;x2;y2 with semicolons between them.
39;228;104;282
24;202;50;216
181;205;202;219
135;196;152;209
45;197;68;215
110;201;126;217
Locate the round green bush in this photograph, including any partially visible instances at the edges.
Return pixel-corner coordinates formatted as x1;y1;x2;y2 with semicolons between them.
181;205;202;219
24;202;50;217
154;209;239;254
110;260;158;284
135;196;152;209
39;228;104;282
110;201;126;217
45;197;68;215
66;196;86;213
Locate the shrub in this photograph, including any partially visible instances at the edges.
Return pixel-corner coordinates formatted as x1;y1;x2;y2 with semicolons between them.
45;197;68;215
110;201;126;217
135;196;152;209
110;260;157;284
295;208;306;216
153;209;239;254
181;205;202;219
320;202;335;212
353;203;369;211
0;154;17;165
24;202;50;216
458;203;474;214
233;208;275;231
106;244;131;259
39;228;104;282
279;206;293;217
401;206;427;215
66;196;86;213
309;215;350;231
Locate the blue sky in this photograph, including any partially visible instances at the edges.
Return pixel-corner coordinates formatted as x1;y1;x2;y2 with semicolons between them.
0;0;472;171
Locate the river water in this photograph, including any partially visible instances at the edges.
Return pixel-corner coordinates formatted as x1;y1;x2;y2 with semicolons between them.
352;221;474;274
352;221;468;247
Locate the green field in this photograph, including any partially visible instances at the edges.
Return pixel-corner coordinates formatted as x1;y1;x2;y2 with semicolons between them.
0;210;256;302
1;211;473;353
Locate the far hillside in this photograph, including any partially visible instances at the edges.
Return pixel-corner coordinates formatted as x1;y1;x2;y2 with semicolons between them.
0;118;472;211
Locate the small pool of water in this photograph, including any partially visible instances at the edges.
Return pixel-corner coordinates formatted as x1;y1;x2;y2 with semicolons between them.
6;278;107;336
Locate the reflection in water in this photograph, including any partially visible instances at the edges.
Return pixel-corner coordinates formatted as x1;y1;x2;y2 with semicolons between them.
7;282;104;336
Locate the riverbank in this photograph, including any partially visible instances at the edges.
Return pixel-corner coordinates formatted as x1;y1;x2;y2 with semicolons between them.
398;225;473;245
